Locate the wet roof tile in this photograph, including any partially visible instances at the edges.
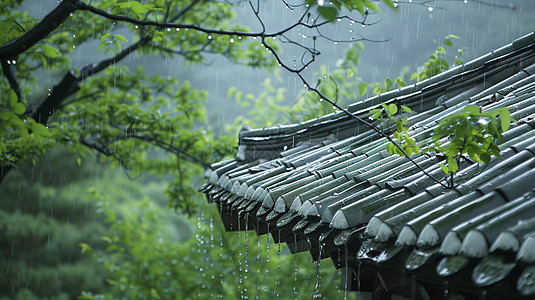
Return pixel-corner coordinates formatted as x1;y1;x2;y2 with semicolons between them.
201;31;535;298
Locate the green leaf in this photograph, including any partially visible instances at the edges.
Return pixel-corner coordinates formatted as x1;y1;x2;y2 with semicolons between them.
97;42;106;51
8;89;18;107
443;38;453;47
305;0;317;7
386;103;398;116
439;58;449;70
401;106;412;114
447;157;458;174
77;157;82;166
396;121;403;132
227;87;237;98
480;152;491;165
0;21;11;38
447;34;461;39
31;123;51;136
498;110;511;132
358;82;367;96
318;6;338;21
439;163;449;174
115;34;127;42
462;105;480;114
13;102;26;115
386;142;396;154
395;77;406;88
364;0;381;12
114;40;122;52
384;77;393;90
42;44;60;58
150;289;161;299
382;0;398;10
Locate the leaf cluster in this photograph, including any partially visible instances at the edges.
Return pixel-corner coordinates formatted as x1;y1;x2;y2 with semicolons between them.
411;34;460;82
359;34;463;96
79;194;347;299
424;105;512;177
369;103;418;156
306;0;398;22
1;0;276;210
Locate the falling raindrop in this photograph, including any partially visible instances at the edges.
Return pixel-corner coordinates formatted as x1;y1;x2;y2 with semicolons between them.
244;213;249;283
343;245;349;300
276;230;281;297
237;212;243;299
312;242;324;298
293;234;298;299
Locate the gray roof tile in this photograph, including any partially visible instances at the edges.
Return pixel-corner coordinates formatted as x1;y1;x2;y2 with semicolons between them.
200;32;535;298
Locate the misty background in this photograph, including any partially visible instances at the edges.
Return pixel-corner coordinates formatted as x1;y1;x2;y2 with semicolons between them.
29;0;535;130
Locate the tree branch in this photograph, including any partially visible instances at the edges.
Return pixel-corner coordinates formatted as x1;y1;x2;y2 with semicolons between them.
293;72;448;188
1;60;21;101
79;36;150;79
31;70;79;124
0;0;80;59
131;134;212;169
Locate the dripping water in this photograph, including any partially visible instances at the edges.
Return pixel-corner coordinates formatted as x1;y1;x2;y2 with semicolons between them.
238;212;243;299
209;205;214;248
344;245;349;300
293;234;298;299
245;213;249;279
312;242;324;298
265;223;270;287
219;203;224;294
275;230;281;297
256;219;262;297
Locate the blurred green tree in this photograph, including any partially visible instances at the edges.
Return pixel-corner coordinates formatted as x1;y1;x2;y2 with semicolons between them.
0;0;394;211
0;1;396;298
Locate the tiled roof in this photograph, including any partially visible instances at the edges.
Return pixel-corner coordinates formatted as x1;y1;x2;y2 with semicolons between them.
201;32;535;298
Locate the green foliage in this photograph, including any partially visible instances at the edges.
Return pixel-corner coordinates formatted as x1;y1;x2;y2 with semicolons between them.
370;103;513;188
81;194;347;299
364;35;462;96
0;0;281;211
306;0;396;22
410;34;460;82
0;150;109;299
369;103;418;156
423;105;512;186
0;147;195;299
